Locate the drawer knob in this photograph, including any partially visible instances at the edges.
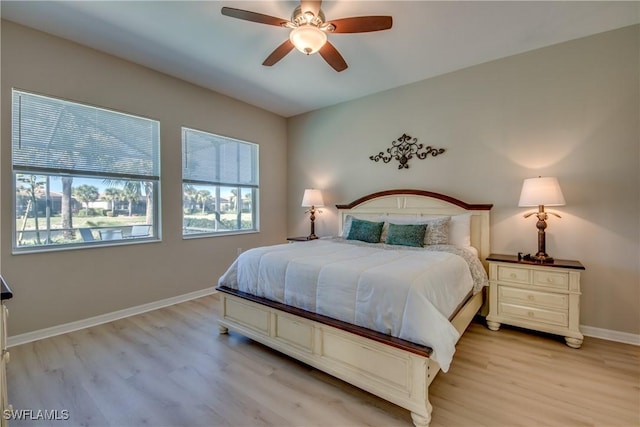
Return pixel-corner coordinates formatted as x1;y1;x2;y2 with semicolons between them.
527;295;535;301
510;273;517;278
547;278;554;283
527;311;534;317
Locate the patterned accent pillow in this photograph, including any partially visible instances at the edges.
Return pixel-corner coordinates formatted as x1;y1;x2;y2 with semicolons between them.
377;215;450;245
425;217;450;245
385;223;428;247
347;218;384;243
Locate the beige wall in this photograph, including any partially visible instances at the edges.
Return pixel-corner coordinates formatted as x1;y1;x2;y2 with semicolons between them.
1;21;288;336
2;20;638;339
288;25;640;335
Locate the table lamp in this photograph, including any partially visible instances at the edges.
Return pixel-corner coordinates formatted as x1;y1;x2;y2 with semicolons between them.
301;189;324;240
518;176;565;263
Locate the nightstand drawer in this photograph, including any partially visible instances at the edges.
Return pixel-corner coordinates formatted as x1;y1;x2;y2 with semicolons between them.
533;270;569;290
497;265;530;284
498;302;569;327
499;286;568;310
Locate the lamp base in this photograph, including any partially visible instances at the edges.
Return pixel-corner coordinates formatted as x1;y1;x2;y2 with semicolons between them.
531;253;554;263
307;234;318;240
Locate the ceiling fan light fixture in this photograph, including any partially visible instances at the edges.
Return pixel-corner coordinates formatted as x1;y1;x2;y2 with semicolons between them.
221;2;392;71
289;25;327;55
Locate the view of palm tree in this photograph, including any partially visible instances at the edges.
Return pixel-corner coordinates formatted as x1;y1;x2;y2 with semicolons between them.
16;174;46;245
103;188;123;216
14;174;154;248
73;184;99;215
14;174;256;247
182;184;255;235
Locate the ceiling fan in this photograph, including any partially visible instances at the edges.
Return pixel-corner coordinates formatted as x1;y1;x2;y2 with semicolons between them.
221;0;392;72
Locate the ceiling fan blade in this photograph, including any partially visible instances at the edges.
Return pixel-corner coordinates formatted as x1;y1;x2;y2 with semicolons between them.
319;41;348;72
263;40;295;66
300;0;322;17
327;16;393;33
221;7;289;27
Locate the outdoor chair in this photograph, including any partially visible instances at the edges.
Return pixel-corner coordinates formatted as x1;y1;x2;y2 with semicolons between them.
79;228;96;242
130;225;150;238
99;229;123;240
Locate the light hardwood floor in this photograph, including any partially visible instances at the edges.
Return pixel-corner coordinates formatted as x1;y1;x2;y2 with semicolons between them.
6;293;640;427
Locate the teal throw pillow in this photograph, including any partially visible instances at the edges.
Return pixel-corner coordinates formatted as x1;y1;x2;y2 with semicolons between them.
347;218;384;243
385;223;427;247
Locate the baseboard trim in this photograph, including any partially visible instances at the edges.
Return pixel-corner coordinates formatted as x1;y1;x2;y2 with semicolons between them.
7;287;217;348
7;289;638;348
581;324;640;346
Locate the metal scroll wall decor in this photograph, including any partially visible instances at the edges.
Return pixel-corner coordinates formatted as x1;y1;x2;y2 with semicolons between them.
370;133;445;169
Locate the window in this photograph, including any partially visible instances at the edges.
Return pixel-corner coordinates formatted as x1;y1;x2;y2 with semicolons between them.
12;90;160;252
182;128;259;237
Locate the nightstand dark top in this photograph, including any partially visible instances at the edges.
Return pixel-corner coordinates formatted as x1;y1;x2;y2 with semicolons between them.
287;236;315;242
1;276;13;300
487;254;585;270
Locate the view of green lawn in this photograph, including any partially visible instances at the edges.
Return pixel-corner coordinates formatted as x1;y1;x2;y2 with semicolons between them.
16;210;254;247
16;214;149;247
17;215;147;231
182;211;254;234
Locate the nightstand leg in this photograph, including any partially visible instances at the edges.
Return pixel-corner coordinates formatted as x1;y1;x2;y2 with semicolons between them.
486;320;501;331
410;407;432;427
565;336;583;349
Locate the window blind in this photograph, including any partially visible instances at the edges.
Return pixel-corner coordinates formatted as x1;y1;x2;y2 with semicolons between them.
12;90;160;180
182;128;258;187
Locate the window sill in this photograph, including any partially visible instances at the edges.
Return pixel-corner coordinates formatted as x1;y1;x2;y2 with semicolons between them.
182;229;259;240
12;237;161;255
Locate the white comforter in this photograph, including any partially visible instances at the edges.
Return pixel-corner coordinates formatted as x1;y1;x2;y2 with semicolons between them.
218;238;481;372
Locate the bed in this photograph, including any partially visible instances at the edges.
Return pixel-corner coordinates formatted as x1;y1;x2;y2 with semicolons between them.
216;189;492;426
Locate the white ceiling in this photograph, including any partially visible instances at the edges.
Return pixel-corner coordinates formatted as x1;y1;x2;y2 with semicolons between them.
2;1;639;117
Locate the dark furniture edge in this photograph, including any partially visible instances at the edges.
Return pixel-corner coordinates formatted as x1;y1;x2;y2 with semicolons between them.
335;189;493;211
217;286;433;357
1;276;13;300
487;254;585;270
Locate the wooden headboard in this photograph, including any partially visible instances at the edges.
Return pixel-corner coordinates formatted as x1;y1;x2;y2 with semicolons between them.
336;189;493;269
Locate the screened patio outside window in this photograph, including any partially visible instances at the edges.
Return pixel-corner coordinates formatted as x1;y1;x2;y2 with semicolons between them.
11;90;161;252
182;127;259;237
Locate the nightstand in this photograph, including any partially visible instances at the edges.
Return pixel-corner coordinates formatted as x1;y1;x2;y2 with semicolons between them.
486;254;585;348
1;277;13;427
287;236;314;242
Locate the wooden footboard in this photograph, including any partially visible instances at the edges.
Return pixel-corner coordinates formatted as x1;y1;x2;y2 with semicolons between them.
217;288;483;427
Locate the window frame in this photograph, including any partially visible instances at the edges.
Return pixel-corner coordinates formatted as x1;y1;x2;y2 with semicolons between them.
181;127;259;238
11;89;162;253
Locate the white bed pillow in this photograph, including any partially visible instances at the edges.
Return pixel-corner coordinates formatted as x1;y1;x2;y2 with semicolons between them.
341;215;354;238
449;213;471;247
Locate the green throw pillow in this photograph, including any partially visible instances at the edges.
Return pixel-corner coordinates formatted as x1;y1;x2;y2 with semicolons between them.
385;223;427;247
347;218;384;243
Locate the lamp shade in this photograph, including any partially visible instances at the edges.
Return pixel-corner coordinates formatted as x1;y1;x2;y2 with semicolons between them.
518;177;566;207
301;189;324;207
